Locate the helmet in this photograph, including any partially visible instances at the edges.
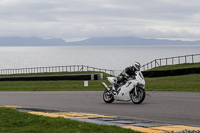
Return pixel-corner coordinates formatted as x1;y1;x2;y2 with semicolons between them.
132;62;141;71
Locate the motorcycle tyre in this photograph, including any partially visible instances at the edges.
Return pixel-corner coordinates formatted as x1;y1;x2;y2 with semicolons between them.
130;88;145;104
103;90;114;103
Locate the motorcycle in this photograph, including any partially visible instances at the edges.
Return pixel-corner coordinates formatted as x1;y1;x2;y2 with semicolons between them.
102;71;145;104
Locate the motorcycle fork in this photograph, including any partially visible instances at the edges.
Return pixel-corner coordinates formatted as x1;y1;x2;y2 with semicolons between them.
134;86;138;96
130;86;138;96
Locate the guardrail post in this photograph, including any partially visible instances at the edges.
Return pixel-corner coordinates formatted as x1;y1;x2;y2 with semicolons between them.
160;59;162;66
185;56;187;63
143;66;145;71
192;55;194;63
82;65;84;71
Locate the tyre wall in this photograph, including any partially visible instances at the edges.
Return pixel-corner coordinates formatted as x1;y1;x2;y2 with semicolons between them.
0;74;103;81
142;68;200;77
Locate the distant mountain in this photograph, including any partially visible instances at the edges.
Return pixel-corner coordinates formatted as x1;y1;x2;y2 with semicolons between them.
0;37;67;46
0;36;200;46
68;37;200;45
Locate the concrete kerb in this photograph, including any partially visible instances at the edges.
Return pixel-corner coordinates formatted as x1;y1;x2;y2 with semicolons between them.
1;106;200;133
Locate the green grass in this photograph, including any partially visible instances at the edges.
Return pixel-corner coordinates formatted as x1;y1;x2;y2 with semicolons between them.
148;63;200;71
0;70;200;92
0;72;111;91
0;107;138;133
145;74;200;92
144;63;200;91
0;80;108;91
0;74;199;92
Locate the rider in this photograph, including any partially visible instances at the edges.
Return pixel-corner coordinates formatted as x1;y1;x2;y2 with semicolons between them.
114;62;141;91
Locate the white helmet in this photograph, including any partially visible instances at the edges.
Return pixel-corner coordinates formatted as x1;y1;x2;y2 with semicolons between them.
133;62;141;71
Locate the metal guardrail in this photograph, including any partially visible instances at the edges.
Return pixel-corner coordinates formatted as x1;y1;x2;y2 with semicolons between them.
0;65;121;76
141;54;200;71
2;54;198;76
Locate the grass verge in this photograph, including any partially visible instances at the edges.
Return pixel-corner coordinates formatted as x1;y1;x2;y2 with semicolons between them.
0;107;138;133
0;80;108;91
0;72;111;91
0;72;199;92
145;74;200;91
0;74;199;91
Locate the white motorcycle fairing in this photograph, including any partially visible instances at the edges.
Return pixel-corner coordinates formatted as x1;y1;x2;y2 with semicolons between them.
107;71;145;101
114;80;138;101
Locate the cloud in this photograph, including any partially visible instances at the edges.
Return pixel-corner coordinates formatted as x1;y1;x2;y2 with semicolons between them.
0;0;200;40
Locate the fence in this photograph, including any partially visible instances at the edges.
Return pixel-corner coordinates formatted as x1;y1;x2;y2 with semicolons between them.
141;54;200;71
0;65;121;76
2;54;199;76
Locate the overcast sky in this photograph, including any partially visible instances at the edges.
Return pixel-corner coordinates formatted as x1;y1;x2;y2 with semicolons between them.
0;0;200;41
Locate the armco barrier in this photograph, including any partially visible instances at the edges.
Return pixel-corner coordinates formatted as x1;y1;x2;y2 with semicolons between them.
141;54;200;71
142;67;200;77
0;65;117;76
0;74;103;81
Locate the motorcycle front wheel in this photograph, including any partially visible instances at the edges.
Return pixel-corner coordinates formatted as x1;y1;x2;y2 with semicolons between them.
103;90;114;103
130;88;145;104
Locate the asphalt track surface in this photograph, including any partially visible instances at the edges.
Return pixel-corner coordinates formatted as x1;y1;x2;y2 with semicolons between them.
0;91;200;126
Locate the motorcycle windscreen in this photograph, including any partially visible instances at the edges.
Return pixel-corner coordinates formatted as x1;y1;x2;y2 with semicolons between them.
135;71;145;85
107;77;117;84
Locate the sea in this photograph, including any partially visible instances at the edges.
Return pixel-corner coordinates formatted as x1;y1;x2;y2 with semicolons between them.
0;45;200;71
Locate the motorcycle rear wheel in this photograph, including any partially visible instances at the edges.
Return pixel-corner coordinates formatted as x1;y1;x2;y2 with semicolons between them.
103;90;114;103
130;88;145;104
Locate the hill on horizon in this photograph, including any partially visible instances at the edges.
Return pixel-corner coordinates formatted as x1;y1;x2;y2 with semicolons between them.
69;37;200;45
0;36;200;46
0;37;67;46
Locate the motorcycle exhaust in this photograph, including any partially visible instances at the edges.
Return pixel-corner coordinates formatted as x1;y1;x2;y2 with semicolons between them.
102;82;114;95
102;82;110;91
